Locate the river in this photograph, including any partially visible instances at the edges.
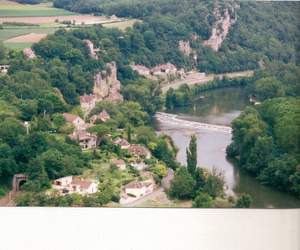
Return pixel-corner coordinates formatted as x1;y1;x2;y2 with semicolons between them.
154;87;300;208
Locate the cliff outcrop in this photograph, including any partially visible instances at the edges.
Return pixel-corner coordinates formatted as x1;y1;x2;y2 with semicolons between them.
203;4;239;51
80;62;123;114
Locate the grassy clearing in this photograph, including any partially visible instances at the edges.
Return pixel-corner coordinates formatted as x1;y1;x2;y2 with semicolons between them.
0;25;59;44
3;41;32;49
103;19;139;31
0;1;75;17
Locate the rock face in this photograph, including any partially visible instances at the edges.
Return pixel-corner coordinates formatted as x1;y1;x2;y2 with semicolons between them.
23;48;36;59
203;4;239;51
80;62;123;114
83;39;99;60
178;40;198;63
179;40;192;56
93;62;123;101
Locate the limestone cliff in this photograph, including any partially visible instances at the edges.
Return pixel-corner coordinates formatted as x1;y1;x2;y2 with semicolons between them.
83;39;99;60
80;62;123;115
178;40;198;63
203;3;239;51
93;62;123;102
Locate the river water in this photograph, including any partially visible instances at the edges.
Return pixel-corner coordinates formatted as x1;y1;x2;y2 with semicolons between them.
155;87;300;208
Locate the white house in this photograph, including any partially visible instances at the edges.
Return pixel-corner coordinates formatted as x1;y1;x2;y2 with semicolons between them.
124;180;154;198
0;65;9;74
130;162;148;171
52;176;98;195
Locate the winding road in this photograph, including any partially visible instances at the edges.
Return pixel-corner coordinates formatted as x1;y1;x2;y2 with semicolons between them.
161;70;254;93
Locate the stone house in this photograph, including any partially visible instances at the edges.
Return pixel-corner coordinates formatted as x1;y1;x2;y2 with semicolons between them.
69;130;97;150
63;113;86;130
90;110;111;124
128;144;151;159
113;137;130;149
151;63;178;77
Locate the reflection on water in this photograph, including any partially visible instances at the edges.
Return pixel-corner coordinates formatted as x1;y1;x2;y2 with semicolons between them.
156;87;300;208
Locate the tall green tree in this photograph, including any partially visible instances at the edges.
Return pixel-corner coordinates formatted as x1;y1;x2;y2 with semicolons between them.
187;134;197;177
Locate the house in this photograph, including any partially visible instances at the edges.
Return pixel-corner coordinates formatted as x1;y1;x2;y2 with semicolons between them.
161;168;174;190
130;64;151;76
113;137;130;149
90;110;111;124
111;159;126;170
69;130;97;150
151;63;177;77
0;65;9;74
128;144;151;159
130;162;148;171
52;176;98;195
63;113;86;130
124;180;154;198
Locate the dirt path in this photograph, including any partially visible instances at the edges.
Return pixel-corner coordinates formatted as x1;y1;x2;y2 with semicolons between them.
161;70;254;93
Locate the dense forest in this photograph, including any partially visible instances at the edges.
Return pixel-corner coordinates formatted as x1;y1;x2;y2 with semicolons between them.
53;0;300;73
227;98;300;198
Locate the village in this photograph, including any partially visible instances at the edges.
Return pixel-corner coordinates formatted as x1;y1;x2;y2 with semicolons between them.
0;38;179;207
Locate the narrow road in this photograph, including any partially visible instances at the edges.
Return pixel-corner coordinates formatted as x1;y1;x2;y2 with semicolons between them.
161;70;254;93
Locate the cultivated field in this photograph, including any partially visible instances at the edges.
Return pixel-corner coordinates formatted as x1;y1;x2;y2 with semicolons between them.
0;15;109;25
0;1;138;49
0;0;74;17
5;32;47;42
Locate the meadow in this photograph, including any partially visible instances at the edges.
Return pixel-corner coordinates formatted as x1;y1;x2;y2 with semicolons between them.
0;1;74;17
0;1;138;49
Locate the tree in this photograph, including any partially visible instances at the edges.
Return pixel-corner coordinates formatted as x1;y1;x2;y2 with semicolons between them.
192;192;213;208
187;134;197;177
127;124;132;143
254;77;285;100
203;168;225;198
235;194;252;208
0;42;6;61
169;167;196;199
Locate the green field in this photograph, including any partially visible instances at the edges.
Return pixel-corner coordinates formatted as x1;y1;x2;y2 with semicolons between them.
103;19;139;31
0;26;58;41
0;2;75;17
